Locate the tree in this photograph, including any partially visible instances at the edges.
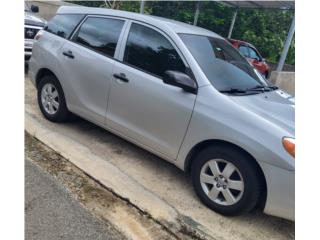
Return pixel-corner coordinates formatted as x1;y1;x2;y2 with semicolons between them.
68;1;295;65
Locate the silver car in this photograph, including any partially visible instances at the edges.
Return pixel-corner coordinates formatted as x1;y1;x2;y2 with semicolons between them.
29;6;295;221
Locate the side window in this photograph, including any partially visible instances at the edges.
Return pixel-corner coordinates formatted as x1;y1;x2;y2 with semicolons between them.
124;23;186;78
74;17;124;57
239;45;249;58
45;14;84;39
248;47;261;61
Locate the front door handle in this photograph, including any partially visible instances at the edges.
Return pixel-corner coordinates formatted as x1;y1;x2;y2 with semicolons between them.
62;50;74;59
113;73;129;83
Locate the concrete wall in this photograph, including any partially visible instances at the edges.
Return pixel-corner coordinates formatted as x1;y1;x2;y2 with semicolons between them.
28;1;78;20
268;62;295;72
270;71;295;95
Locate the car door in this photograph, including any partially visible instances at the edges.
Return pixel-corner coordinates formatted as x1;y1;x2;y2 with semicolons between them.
106;22;196;160
59;16;127;124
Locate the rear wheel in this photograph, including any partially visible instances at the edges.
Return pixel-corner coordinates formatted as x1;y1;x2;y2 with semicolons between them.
191;145;262;216
37;75;71;122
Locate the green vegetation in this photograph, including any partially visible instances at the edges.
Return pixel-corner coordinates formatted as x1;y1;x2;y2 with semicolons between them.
68;1;295;65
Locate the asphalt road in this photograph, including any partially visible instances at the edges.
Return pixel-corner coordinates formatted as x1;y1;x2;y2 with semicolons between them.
25;158;125;240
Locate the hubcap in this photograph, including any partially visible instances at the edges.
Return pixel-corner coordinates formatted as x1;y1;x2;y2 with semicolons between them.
200;159;244;206
41;83;59;115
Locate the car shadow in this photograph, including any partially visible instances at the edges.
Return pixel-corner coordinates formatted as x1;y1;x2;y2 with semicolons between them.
63;116;294;231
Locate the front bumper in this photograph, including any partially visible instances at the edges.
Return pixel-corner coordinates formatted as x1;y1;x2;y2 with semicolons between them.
260;162;295;221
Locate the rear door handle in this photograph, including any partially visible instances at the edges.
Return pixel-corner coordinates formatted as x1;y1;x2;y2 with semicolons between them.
113;73;129;83
63;50;74;59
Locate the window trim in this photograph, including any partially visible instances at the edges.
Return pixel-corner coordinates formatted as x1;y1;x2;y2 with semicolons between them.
70;15;127;59
118;20;193;81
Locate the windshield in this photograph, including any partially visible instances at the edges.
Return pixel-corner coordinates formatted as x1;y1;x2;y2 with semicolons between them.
179;34;270;92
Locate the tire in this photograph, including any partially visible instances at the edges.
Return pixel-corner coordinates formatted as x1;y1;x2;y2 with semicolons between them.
191;145;262;216
37;75;71;122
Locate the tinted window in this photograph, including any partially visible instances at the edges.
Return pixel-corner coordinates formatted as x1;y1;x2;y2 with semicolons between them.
74;17;124;57
45;14;84;39
248;47;261;60
239;45;249;57
124;23;186;78
180;34;269;91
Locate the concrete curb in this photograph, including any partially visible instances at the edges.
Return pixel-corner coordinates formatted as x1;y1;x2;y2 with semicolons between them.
25;113;179;223
25;112;215;240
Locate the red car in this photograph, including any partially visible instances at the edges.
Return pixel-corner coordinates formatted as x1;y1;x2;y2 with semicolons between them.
228;39;270;78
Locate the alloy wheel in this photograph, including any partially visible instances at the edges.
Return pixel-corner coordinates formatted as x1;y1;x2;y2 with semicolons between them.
41;83;60;115
200;159;244;206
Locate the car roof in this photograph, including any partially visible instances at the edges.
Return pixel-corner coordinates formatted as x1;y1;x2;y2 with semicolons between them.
228;38;257;50
57;6;224;40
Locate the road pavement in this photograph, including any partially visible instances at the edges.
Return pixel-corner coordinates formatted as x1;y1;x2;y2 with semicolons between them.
25;158;125;240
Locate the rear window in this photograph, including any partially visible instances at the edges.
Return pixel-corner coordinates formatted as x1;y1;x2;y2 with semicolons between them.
45;14;84;39
239;45;249;57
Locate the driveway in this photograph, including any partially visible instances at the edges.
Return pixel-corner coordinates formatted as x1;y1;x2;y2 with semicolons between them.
25;73;294;240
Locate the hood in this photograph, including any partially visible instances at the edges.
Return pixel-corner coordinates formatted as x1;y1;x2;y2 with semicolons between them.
24;12;46;27
230;90;295;135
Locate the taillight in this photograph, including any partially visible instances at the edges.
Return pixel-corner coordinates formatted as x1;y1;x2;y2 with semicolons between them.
35;29;44;40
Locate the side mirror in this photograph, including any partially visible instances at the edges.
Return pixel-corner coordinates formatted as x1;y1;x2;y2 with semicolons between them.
163;70;197;94
31;5;39;13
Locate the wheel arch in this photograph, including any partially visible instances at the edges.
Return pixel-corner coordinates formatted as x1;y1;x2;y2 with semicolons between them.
35;68;59;89
184;139;267;208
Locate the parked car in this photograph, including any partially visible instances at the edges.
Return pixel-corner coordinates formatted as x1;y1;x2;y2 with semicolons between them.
24;2;46;61
29;7;295;221
228;39;270;78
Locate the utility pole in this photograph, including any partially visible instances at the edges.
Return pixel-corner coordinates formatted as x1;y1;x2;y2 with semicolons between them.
228;8;238;39
140;0;145;14
276;17;295;71
193;1;201;26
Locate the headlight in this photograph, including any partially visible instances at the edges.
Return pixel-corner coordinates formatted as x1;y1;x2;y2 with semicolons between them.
35;29;44;40
282;137;295;158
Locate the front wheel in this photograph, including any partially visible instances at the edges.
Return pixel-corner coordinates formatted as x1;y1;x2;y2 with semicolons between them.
37;75;71;122
191;145;262;216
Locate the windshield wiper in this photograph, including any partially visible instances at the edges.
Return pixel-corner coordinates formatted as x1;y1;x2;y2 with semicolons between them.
268;85;279;90
220;88;248;94
247;85;278;92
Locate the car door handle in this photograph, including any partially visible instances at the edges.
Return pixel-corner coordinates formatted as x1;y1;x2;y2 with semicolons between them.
113;73;129;83
62;50;74;59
